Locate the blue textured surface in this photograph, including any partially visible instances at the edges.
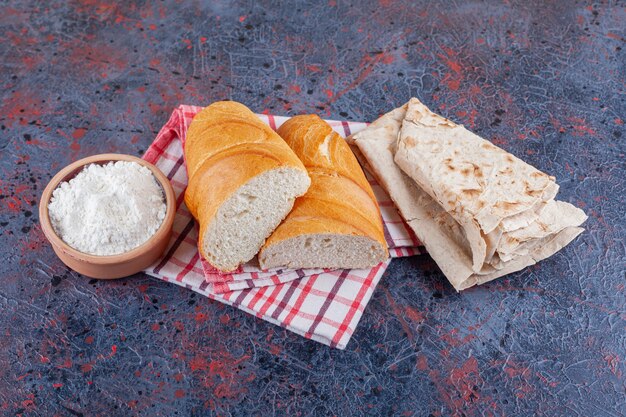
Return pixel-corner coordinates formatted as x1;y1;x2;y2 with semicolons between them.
0;1;624;416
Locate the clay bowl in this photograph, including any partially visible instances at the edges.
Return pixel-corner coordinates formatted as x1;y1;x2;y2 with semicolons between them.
39;153;176;279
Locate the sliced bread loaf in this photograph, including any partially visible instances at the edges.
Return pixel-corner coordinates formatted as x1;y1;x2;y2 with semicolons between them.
184;101;311;271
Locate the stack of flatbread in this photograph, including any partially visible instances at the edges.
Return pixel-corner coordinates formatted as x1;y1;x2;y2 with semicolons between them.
348;98;587;291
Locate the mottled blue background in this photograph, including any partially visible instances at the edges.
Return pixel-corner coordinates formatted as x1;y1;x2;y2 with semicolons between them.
0;1;624;416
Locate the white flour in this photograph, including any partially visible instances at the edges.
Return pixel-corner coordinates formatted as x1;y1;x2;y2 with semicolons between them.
48;161;167;256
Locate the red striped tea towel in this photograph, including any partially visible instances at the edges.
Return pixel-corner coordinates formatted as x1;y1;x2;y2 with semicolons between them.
143;105;421;349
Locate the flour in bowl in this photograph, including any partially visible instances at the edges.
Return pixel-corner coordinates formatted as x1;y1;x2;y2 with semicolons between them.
48;161;167;256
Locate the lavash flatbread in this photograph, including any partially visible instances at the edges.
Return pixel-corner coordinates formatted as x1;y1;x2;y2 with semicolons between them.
349;98;587;291
396;99;559;234
395;99;562;272
496;200;587;262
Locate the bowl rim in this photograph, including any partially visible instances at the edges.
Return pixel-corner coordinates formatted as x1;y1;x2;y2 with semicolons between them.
39;153;176;265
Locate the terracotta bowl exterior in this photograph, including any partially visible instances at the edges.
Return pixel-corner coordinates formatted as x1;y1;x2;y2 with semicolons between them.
39;153;176;279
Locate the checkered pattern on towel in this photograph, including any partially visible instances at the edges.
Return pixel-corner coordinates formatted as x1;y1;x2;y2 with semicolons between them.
142;105;421;349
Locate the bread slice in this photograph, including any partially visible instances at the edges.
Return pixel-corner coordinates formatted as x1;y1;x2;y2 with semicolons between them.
184;101;310;271
203;167;310;271
260;234;387;269
258;115;388;270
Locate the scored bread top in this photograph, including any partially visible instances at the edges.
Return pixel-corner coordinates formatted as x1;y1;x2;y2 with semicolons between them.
262;114;387;253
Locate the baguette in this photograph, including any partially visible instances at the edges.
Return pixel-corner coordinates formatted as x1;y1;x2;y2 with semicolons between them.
258;115;388;270
184;101;311;271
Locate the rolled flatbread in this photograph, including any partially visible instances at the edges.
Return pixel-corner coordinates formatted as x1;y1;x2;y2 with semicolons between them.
349;98;587;291
395;99;561;271
496;200;587;262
